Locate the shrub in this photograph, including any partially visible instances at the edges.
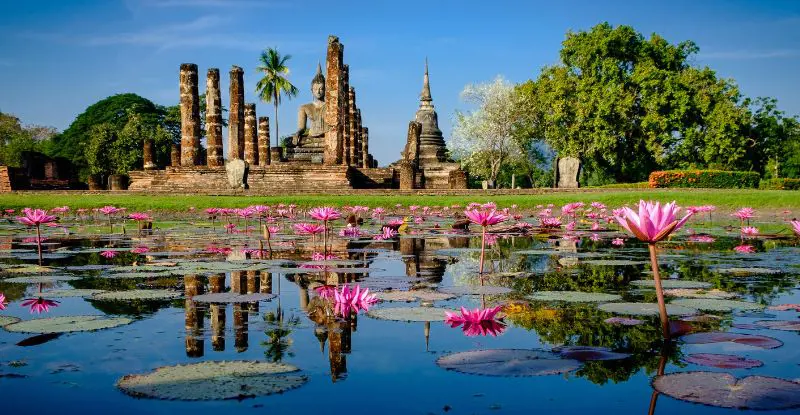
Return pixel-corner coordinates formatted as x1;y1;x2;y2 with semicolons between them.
648;170;760;189
759;178;800;190
594;182;650;189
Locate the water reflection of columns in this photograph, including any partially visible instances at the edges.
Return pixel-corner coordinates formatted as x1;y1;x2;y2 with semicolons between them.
401;237;446;282
328;317;352;382
184;275;205;358
260;272;273;294
298;283;309;311
209;273;225;351
246;270;260;313
234;303;248;352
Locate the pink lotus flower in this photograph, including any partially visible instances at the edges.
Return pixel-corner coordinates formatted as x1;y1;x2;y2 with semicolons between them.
687;205;716;214
224;223;237;233
100;250;118;259
741;226;759;236
0;293;6;310
51;206;70;214
732;207;755;221
17;208;57;226
311;252;337;261
464;209;507;227
612;238;625;246
445;306;506;337
339;225;362;237
294;223;325;235
371;207;386;220
333;285;378;316
314;285;337;300
591;202;606;210
561;202;585;216
98;206;120;216
734;244;756;253
540;217;562;228
266;225;280;235
614;200;693;243
128;212;151;222
132;246;150;254
21;297;59;314
565;221;577;231
308;207;341;222
688;235;715;243
373;226;398;240
791;221;800;237
205;207;220;216
590;233;601;242
4;209;15;214
205;245;232;255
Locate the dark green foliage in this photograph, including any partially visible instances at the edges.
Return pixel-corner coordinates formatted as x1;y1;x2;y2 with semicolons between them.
649;170;760;189
759;178;800;190
48;93;165;178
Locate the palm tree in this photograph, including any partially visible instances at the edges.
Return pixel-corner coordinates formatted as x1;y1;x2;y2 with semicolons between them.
255;48;299;148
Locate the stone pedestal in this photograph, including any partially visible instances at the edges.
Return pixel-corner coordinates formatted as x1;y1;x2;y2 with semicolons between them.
179;64;201;166
225;159;247;189
170;144;180;167
244;103;258;166
258;117;270;165
229;66;245;160
206;68;224;166
143;139;156;170
556;157;580;188
88;175;104;190
399;161;415;190
270;147;283;163
109;174;128;191
324;36;344;165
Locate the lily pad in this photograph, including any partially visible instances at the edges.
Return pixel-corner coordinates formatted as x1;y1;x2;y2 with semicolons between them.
681;332;783;349
0;316;21;327
716;267;782;275
631;280;711;289
439;285;513;295
683;353;763;369
191;292;276;304
604;317;644;326
436;349;580;377
753;320;800;331
117;361;307;400
366;306;450;322
652;372;800;410
375;291;456;302
670;298;763;312
4;315;133;333
598;302;698;316
552;346;631;361
91;290;182;301
41;289;106;298
4;275;81;283
528;291;621;303
3;265;58;274
663;289;738;299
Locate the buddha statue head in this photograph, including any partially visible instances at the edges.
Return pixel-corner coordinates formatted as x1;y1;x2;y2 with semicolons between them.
311;62;325;101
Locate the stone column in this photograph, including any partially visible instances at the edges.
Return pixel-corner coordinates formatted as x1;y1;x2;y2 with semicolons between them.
179;64;201;166
244;103;258;165
399;161;415;190
143;139;156;169
258;117;270;165
228;66;245;160
361;127;369;168
205;68;224;167
348;87;358;166
342;65;351;166
170;143;180;167
324;36;344;165
355;109;363;166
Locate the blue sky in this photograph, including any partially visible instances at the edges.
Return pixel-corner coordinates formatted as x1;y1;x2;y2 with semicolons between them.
1;0;798;165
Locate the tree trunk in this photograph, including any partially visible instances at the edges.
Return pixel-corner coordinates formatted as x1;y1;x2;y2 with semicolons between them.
274;90;279;148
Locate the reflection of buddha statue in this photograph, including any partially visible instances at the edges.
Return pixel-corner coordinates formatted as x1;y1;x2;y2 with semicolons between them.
289;63;327;149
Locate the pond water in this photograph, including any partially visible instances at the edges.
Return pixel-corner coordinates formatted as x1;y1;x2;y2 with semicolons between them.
1;208;800;414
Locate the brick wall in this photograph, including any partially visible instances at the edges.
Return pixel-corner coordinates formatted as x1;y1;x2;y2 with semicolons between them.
0;166;12;193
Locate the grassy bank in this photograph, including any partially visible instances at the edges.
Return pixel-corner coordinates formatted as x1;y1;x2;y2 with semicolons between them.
1;189;799;211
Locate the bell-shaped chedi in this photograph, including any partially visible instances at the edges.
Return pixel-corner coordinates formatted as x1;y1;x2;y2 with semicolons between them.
415;59;447;164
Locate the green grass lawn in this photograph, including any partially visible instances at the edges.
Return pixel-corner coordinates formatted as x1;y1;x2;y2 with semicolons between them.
1;189;799;211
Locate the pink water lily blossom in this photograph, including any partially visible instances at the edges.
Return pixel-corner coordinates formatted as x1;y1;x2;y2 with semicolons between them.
308;207;341;222
131;246;150;254
614;200;693;243
741;226;759;236
314;285;337;300
128;212;152;222
0;292;6;310
734;244;756;253
98;206;121;216
445;306;506;337
791;221;800;237
100;250;118;259
464;209;507;227
21;297;59;314
732;207;755;221
294;223;326;235
612;238;625;246
17;208;57;227
332;284;378;316
373;226;398;240
540;217;562;228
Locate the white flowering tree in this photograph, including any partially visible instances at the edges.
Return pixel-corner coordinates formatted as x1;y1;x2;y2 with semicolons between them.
449;76;524;187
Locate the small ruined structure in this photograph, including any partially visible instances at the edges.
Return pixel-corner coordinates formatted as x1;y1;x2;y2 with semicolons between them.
205;68;224;167
394;61;467;189
556;157;581;188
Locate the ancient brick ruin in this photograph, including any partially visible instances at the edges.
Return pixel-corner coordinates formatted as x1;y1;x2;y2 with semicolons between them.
127;35;466;192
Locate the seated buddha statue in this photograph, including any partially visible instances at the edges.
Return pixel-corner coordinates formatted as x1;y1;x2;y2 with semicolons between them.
288;63;327;149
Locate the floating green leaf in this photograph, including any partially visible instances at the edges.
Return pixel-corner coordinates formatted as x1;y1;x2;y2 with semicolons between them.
598;302;698;316
652;372;800;410
366;306;451;322
4;315;133;333
670;298;763;312
528;291;621;303
91;290;182;301
436;349;580;377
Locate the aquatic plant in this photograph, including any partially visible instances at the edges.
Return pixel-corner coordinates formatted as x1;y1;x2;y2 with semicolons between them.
614;200;693;340
464;208;507;278
333;284;378;316
791;220;800;237
0;292;6;310
445;306;506;337
16;208;57;262
21;297;59;314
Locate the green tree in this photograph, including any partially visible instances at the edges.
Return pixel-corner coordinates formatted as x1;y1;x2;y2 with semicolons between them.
85;123;117;180
255;48;298;147
747;97;800;178
0;112;58;167
49;93;164;178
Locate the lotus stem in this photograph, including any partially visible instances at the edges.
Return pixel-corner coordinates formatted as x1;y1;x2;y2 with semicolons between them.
35;224;42;264
648;243;670;341
479;226;486;286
